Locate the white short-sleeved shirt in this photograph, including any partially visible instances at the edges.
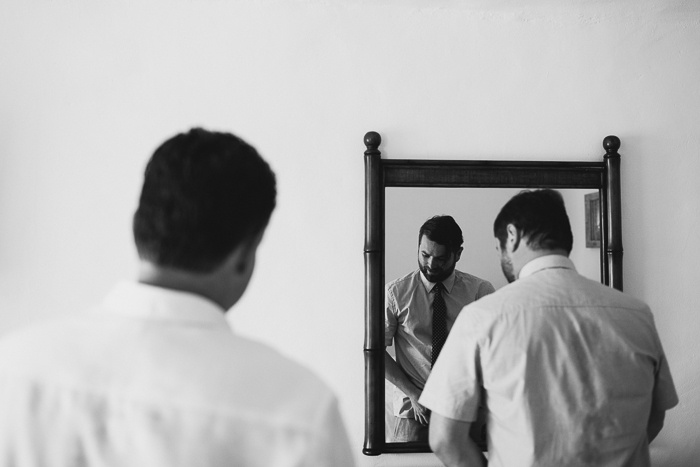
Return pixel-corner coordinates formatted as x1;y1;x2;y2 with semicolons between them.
420;256;678;467
0;282;355;467
385;269;494;416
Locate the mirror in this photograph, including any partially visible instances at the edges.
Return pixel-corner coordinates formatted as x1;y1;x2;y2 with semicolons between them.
363;131;623;455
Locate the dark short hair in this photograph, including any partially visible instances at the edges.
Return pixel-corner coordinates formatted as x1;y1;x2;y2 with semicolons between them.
133;128;276;272
418;215;463;253
493;189;573;254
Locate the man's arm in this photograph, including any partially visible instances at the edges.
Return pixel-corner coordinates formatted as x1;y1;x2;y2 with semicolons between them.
647;407;666;443
308;392;356;467
384;349;430;425
429;412;487;467
646;340;678;443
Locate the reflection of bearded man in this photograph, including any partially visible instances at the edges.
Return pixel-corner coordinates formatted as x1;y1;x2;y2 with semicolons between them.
384;215;495;444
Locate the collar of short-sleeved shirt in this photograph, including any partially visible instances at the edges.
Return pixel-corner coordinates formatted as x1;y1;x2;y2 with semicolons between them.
518;254;575;280
102;282;229;326
419;270;456;294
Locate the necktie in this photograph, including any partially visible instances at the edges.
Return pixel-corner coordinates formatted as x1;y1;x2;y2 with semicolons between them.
431;282;447;366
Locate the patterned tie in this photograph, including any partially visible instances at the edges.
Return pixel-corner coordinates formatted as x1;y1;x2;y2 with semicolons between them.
431;282;448;366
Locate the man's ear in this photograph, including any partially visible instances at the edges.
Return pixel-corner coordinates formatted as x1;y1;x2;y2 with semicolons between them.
454;247;464;263
218;242;248;276
220;231;264;277
506;224;522;252
234;232;264;275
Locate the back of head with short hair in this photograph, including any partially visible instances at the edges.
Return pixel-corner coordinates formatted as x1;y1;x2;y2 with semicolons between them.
493;189;573;254
418;215;464;253
133;128;276;273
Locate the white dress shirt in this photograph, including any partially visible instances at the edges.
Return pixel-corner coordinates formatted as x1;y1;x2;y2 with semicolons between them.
420;256;678;467
385;269;494;417
0;282;354;467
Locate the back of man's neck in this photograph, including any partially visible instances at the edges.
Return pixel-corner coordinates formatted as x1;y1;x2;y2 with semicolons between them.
137;262;225;310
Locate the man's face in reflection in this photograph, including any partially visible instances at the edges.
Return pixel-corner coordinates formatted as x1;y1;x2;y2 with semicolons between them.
417;235;461;283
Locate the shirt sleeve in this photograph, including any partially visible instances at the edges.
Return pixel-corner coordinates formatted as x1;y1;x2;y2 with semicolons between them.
419;308;483;422
305;392;356;467
385;285;398;347
651;332;679;412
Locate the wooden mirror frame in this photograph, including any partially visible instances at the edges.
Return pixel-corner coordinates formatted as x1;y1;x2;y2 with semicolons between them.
363;131;623;455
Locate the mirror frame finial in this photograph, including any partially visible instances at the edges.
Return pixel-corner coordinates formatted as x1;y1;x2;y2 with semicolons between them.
364;131;382;152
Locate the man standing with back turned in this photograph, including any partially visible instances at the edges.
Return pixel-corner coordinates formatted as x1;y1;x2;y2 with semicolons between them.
385;215;495;443
0;128;354;466
420;189;678;467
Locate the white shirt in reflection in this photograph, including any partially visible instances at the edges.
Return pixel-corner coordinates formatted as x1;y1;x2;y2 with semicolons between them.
385;269;495;417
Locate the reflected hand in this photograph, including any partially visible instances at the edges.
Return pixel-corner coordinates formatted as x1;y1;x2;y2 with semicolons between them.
409;396;431;426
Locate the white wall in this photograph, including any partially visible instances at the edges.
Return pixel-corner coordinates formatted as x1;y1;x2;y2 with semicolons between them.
1;1;698;466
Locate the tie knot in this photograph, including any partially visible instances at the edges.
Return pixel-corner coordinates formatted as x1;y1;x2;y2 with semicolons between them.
432;282;444;293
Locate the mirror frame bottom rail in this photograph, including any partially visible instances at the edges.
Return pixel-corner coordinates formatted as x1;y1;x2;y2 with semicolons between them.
363;131;623;456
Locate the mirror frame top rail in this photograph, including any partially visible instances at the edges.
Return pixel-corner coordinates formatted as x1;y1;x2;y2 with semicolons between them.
363;131;623;456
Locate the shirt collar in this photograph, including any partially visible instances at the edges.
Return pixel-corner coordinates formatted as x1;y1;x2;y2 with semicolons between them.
419;270;457;294
519;255;576;279
102;282;229;326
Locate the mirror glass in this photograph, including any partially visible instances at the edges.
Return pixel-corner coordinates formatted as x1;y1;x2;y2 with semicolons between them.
383;187;601;445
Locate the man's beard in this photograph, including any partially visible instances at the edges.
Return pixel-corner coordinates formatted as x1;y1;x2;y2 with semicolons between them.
418;262;455;283
500;253;516;283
